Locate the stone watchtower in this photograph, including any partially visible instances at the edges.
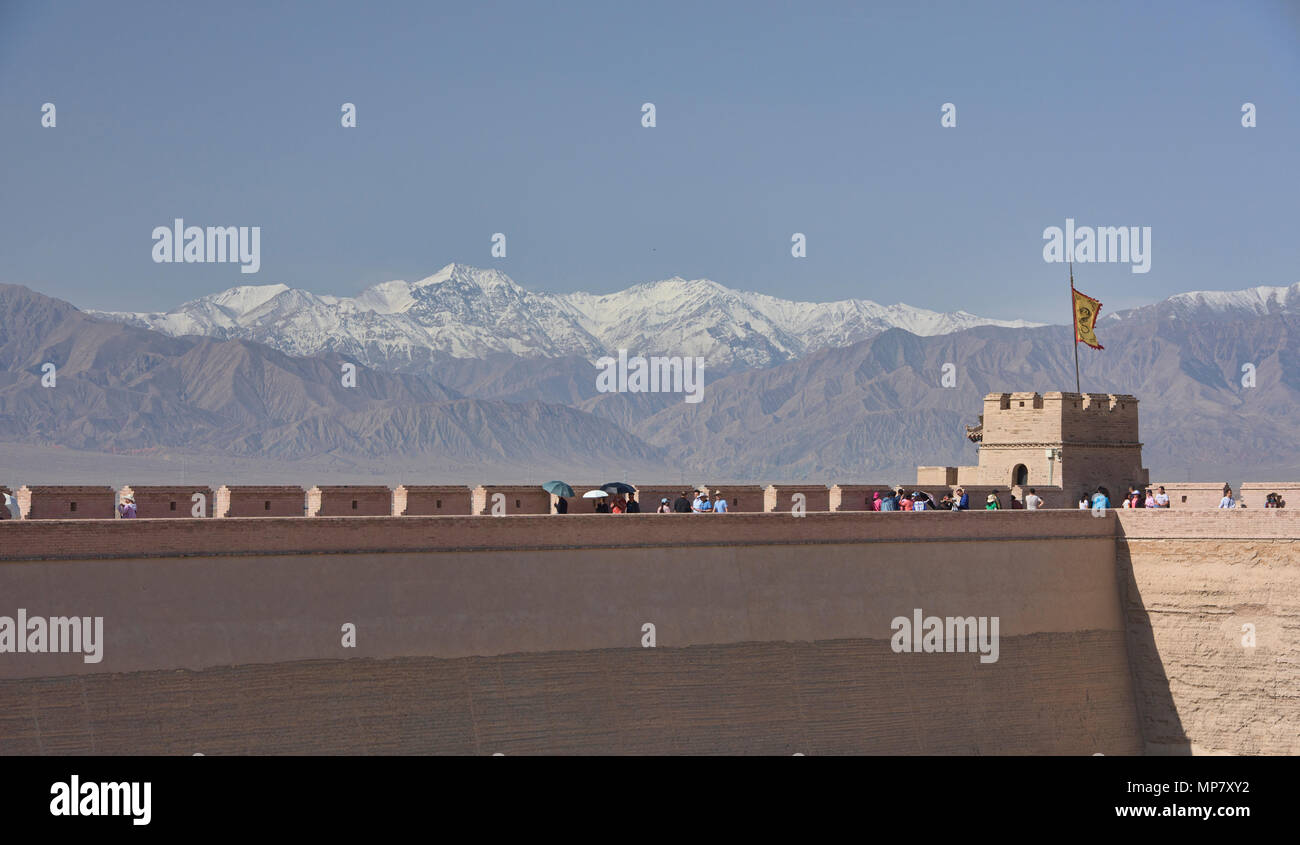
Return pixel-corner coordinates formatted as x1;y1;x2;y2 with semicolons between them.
920;392;1149;506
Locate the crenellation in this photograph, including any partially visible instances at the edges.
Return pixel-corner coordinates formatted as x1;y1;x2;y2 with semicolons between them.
215;485;306;518
306;485;392;517
930;389;1147;496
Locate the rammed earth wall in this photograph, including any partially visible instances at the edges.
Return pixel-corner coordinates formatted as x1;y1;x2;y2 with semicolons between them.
0;510;1295;755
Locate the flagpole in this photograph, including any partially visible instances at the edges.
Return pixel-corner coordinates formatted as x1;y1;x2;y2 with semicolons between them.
1070;261;1081;393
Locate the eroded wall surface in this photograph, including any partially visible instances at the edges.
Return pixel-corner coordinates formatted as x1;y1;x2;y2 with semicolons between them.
1115;510;1299;755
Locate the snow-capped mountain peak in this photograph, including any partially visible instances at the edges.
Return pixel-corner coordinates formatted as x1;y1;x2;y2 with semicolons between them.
207;283;290;314
91;264;1045;370
1106;281;1300;321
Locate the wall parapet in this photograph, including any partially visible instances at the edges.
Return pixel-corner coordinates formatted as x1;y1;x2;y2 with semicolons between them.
0;510;1122;562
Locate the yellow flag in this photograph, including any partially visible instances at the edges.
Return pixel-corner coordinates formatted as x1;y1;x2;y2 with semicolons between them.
1072;287;1103;350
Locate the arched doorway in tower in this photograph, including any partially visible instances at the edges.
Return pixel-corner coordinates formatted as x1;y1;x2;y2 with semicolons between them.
1012;464;1029;487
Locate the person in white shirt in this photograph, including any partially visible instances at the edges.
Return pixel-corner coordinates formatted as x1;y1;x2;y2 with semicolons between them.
1154;486;1170;508
1023;488;1043;510
1219;485;1236;509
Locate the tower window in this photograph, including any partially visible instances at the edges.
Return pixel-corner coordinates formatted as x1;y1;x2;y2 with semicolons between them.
170;501;177;511
70;501;77;512
264;501;271;510
1012;464;1028;486
351;500;358;510
436;499;442;508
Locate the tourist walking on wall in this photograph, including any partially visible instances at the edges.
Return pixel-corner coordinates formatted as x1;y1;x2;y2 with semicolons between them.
712;490;728;513
657;497;672;513
673;492;691;513
985;493;1002;510
626;493;640;513
953;487;969;511
1219;486;1236;508
872;491;882;511
880;490;898;511
117;495;137;518
1024;488;1043;510
555;496;568;514
1091;487;1110;509
1155;486;1170;508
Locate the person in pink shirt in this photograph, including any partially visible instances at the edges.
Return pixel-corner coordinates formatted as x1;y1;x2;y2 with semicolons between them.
872;492;882;511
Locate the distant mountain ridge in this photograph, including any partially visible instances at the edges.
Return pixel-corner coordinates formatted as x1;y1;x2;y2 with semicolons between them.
7;276;1300;484
1108;281;1300;322
93;263;1043;371
0;284;667;476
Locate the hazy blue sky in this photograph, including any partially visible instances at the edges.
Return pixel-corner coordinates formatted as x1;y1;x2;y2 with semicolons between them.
2;0;1298;321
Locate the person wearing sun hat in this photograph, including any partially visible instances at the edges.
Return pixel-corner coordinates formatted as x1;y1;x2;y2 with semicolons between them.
712;489;728;513
985;492;1001;510
657;497;671;514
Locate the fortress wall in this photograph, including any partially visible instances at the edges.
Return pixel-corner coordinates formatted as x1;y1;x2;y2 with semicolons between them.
1060;445;1149;492
0;510;1116;563
1148;482;1226;509
471;486;552;515
1060;395;1140;444
763;485;829;512
0;512;1139;755
4;511;1293;755
306;486;392;517
119;486;214;519
0;634;1135;756
1239;483;1300;510
1115;510;1300;755
391;485;473;516
15;486;116;520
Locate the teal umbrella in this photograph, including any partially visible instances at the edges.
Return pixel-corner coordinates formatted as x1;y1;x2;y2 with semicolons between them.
542;481;575;498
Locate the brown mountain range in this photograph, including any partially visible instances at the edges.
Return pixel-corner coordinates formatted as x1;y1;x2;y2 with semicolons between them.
3;283;1297;484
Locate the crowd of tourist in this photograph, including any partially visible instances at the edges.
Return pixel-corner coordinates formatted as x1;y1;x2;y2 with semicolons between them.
569;488;732;514
555;481;1289;514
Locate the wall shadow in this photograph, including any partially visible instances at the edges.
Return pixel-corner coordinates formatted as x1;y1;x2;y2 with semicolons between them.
1113;528;1191;755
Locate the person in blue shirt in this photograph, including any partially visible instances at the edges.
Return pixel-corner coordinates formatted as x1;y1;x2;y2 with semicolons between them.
953;486;969;511
1091;487;1110;510
712;490;728;513
880;492;898;511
